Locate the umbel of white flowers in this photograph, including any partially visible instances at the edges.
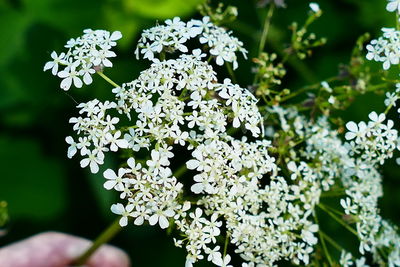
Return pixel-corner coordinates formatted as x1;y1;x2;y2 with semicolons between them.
44;17;247;91
44;10;400;267
44;29;122;90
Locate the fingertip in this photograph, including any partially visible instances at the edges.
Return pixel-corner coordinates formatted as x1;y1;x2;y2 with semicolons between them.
87;245;131;267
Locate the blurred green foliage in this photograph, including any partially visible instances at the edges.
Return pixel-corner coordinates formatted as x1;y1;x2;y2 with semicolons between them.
0;0;398;266
0;201;8;227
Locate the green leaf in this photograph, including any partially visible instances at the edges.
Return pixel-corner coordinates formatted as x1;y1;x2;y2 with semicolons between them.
0;8;31;67
0;136;67;221
123;0;203;19
103;4;141;49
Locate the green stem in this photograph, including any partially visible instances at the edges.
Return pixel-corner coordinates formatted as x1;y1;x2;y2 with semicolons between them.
321;202;345;217
258;4;275;57
319;230;344;252
223;232;230;257
160;51;166;61
72;217;122;266
385;103;393;115
173;164;188;179
225;62;237;84
314;212;333;266
365;82;388;93
253;4;275;86
318;203;358;237
97;72;120;88
320;189;346;198
281;84;319;102
281;76;340;102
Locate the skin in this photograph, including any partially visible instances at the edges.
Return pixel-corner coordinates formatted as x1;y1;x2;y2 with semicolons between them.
0;232;130;267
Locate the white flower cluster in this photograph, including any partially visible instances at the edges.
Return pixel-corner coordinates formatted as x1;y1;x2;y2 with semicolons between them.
366;28;400;70
135;17;247;69
384;88;399;108
108;153;183;229
271;107;400;266
44;29;122;90
107;53;269;266
224;172;320;266
341;164;400;265
114;51;262;137
45;4;400;265
344;111;398;165
183;134;320;266
339;250;369;267
66;99;128;173
179;137;278;266
62;40;272;265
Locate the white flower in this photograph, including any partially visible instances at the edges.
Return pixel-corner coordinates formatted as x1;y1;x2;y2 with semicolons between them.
384;92;398;107
65;136;78;158
287;161;301;180
340;251;353;267
91;48;116;67
126;157;142;174
146;150;170;174
301;224;319;245
131;206;150;226
58;64;83;90
105;31;123;46
366;28;400;70
309;3;320;13
340;197;358;214
328;96;336;105
79;64;96;85
106;131;129;151
80;150;104;173
321;81;332;92
345;121;367;141
43;51;66;75
103;168;128;191
77;137;91;156
355;257;369;267
213;254;233;267
111;203;134;227
148;207;175;229
368;111;385;126
185;256;196;267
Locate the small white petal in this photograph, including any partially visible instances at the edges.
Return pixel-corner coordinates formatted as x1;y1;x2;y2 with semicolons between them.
104;180;117;190
89;161;99;173
186;159;199;170
110;31;122;41
119;216;128;227
148;214;158;226
80;158;90;168
158;216;169;229
103;169;117;180
60;77;72;91
111;203;124;215
134;217;144;225
346;121;358;132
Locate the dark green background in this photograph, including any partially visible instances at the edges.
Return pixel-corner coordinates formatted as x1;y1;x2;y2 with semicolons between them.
0;0;398;266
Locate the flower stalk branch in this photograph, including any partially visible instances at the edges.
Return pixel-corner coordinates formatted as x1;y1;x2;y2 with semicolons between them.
72;217;122;266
